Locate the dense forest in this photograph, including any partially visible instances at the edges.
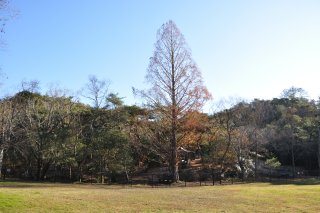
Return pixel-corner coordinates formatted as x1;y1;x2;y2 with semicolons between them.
0;84;319;182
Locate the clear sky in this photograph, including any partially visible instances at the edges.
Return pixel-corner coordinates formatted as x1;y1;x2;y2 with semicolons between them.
1;1;320;111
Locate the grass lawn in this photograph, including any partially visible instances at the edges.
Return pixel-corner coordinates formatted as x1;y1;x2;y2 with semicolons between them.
0;180;320;212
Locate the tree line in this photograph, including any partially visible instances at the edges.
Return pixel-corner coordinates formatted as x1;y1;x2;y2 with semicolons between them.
1;84;319;182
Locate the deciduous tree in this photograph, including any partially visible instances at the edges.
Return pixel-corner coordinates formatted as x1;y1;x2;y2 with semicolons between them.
134;20;211;181
82;75;110;109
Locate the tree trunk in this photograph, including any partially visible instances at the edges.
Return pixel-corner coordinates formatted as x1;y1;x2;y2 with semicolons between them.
124;163;130;184
291;139;295;178
69;166;72;180
53;164;57;182
170;131;178;182
36;158;42;181
0;149;3;178
100;158;103;184
237;155;246;180
41;162;51;180
79;166;82;183
171;136;178;182
317;127;320;177
219;128;232;177
171;47;178;182
254;132;258;181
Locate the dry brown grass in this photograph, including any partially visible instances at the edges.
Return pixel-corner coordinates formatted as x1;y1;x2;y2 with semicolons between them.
1;181;320;212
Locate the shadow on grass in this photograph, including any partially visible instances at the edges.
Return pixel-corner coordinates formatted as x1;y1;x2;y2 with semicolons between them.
2;177;320;189
266;177;320;186
0;179;81;189
0;179;159;189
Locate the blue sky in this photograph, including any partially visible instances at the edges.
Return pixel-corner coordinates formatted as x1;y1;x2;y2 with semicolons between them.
1;1;320;111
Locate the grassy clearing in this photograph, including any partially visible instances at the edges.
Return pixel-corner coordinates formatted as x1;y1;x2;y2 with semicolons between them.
0;180;320;212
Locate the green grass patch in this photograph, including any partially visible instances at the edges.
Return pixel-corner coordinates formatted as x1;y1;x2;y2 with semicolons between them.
0;192;25;211
0;180;320;212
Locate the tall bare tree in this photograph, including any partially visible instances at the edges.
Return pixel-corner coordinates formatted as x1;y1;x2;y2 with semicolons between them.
82;75;110;109
135;20;211;181
20;79;40;93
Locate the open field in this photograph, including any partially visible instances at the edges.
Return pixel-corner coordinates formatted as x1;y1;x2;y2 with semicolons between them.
1;180;320;212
